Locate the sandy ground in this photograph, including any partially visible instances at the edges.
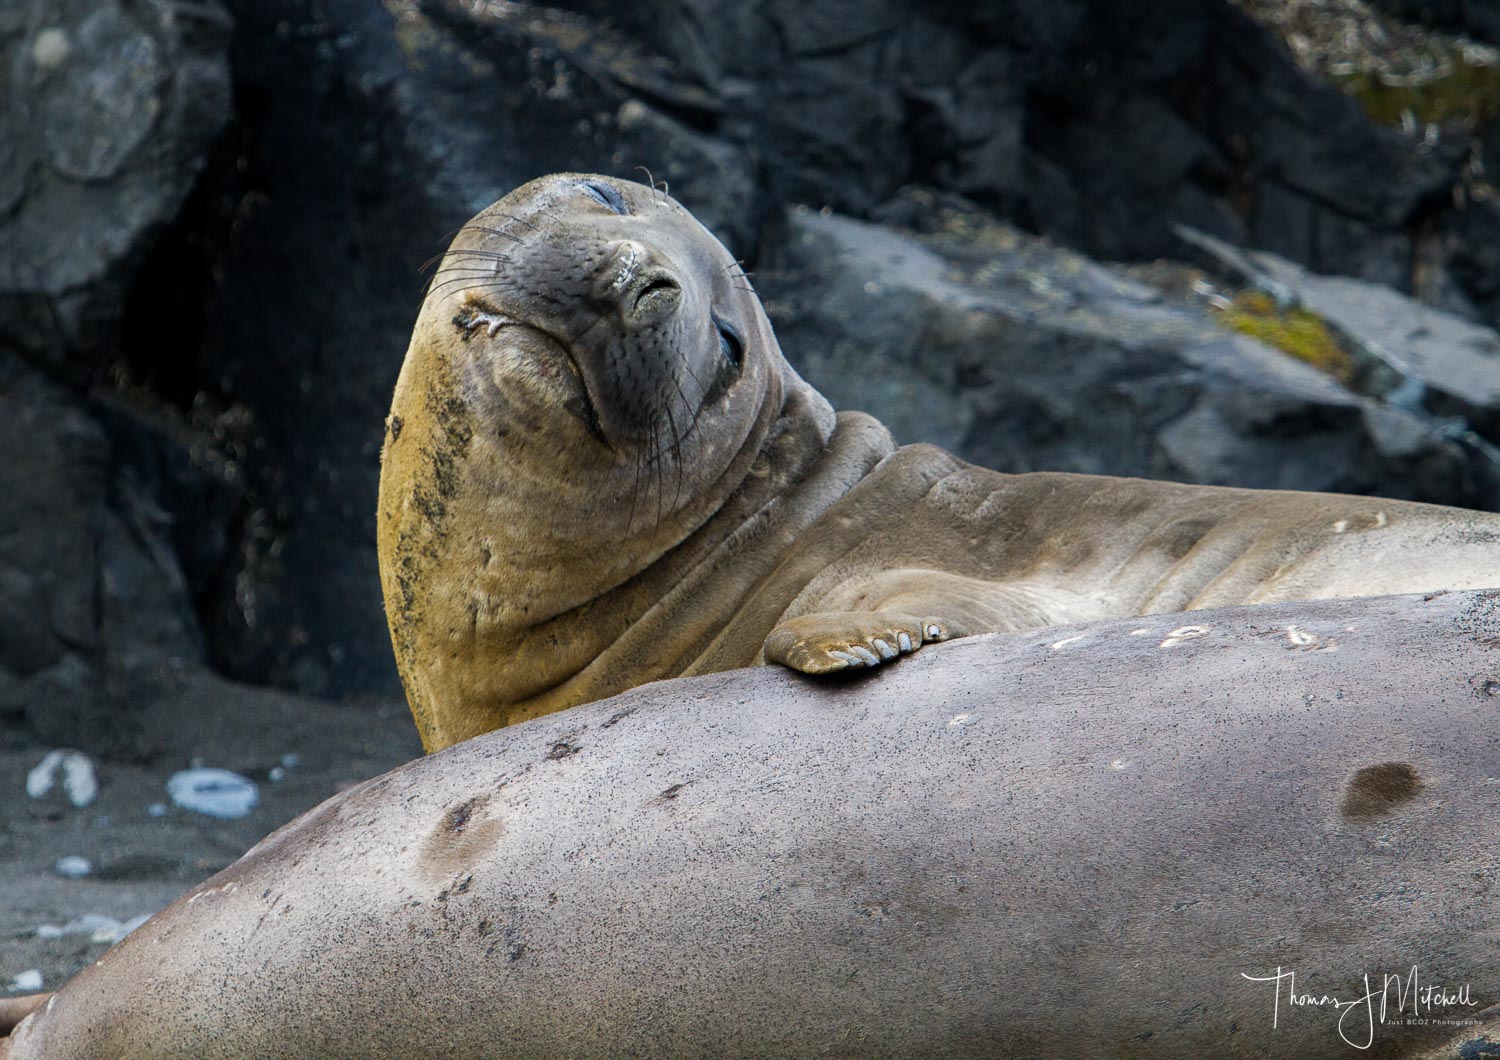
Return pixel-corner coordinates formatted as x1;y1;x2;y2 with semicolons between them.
0;672;422;996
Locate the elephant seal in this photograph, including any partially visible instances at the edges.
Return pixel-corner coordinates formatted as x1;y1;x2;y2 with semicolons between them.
5;592;1499;1057
379;173;1500;751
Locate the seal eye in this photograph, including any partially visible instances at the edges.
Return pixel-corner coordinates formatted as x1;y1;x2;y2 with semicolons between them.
714;316;743;369
579;179;628;215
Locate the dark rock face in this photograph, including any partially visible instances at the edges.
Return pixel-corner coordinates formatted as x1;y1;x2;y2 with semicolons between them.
1366;0;1500;45
4;0;1500;707
761;204;1496;505
0;0;232;369
0;359;208;756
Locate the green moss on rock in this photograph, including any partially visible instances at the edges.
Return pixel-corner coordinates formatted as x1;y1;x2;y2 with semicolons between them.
1338;57;1500;127
1217;292;1356;383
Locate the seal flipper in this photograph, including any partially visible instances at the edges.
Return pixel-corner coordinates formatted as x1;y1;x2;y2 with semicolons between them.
763;611;956;675
0;993;50;1036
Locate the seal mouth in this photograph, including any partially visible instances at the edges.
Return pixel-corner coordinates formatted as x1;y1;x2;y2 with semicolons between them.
454;299;608;446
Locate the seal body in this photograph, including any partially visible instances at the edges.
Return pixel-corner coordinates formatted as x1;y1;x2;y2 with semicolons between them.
380;173;1500;751
6;593;1499;1058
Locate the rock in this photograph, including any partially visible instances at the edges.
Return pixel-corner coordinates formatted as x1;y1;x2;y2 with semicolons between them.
165;768;259;820
0;0;232;369
1178;224;1500;441
25;750;98;808
759;202;1488;505
1366;0;1500;45
10;591;1500;1057
0;355;207;754
52;856;91;880
5;971;42;995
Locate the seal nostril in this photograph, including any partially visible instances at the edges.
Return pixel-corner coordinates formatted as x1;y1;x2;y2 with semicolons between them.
633;273;680;313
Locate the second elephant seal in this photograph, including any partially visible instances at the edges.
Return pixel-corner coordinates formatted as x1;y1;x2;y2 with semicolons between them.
378;173;1500;751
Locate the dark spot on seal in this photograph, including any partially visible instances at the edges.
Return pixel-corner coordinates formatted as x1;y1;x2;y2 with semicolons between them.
1341;762;1423;819
508;943;528;962
661;782;686;800
423;794;505;879
546;741;580;761
446;797;480;833
387;414;403;441
436;873;474;902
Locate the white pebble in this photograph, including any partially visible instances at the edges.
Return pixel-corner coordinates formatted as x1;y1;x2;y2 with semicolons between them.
8;969;43;993
54;856;92;879
31;28;70;70
167;768;259;820
35;913;149;944
26;750;98;807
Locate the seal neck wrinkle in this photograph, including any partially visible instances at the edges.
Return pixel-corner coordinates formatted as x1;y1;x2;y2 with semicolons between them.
439;403;893;745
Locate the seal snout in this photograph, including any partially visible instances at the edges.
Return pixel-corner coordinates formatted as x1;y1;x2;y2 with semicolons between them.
606;240;682;322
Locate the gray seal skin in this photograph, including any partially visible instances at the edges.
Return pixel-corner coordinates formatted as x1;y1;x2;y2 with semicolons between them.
5;591;1499;1058
378;172;1500;752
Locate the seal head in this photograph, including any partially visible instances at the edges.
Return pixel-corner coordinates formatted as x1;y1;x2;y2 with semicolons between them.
379;173;845;749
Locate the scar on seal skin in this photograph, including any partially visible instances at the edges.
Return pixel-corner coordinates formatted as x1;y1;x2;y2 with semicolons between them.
422;793;505;878
379;171;1500;752
1341;761;1423;819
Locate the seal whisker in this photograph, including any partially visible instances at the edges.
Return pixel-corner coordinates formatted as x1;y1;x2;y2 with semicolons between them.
633;165;660;204
661;394;686;513
437;250;517;265
457;223;527;245
422;277;526;300
498;211;540;232
420;275;506;302
425;264;511;284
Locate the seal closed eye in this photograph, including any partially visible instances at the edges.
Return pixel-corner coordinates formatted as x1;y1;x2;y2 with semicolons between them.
379;171;1500;752
579;178;628;214
714;314;743;369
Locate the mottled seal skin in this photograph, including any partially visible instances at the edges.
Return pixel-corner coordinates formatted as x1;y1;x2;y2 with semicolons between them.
380;173;1500;751
6;592;1499;1058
